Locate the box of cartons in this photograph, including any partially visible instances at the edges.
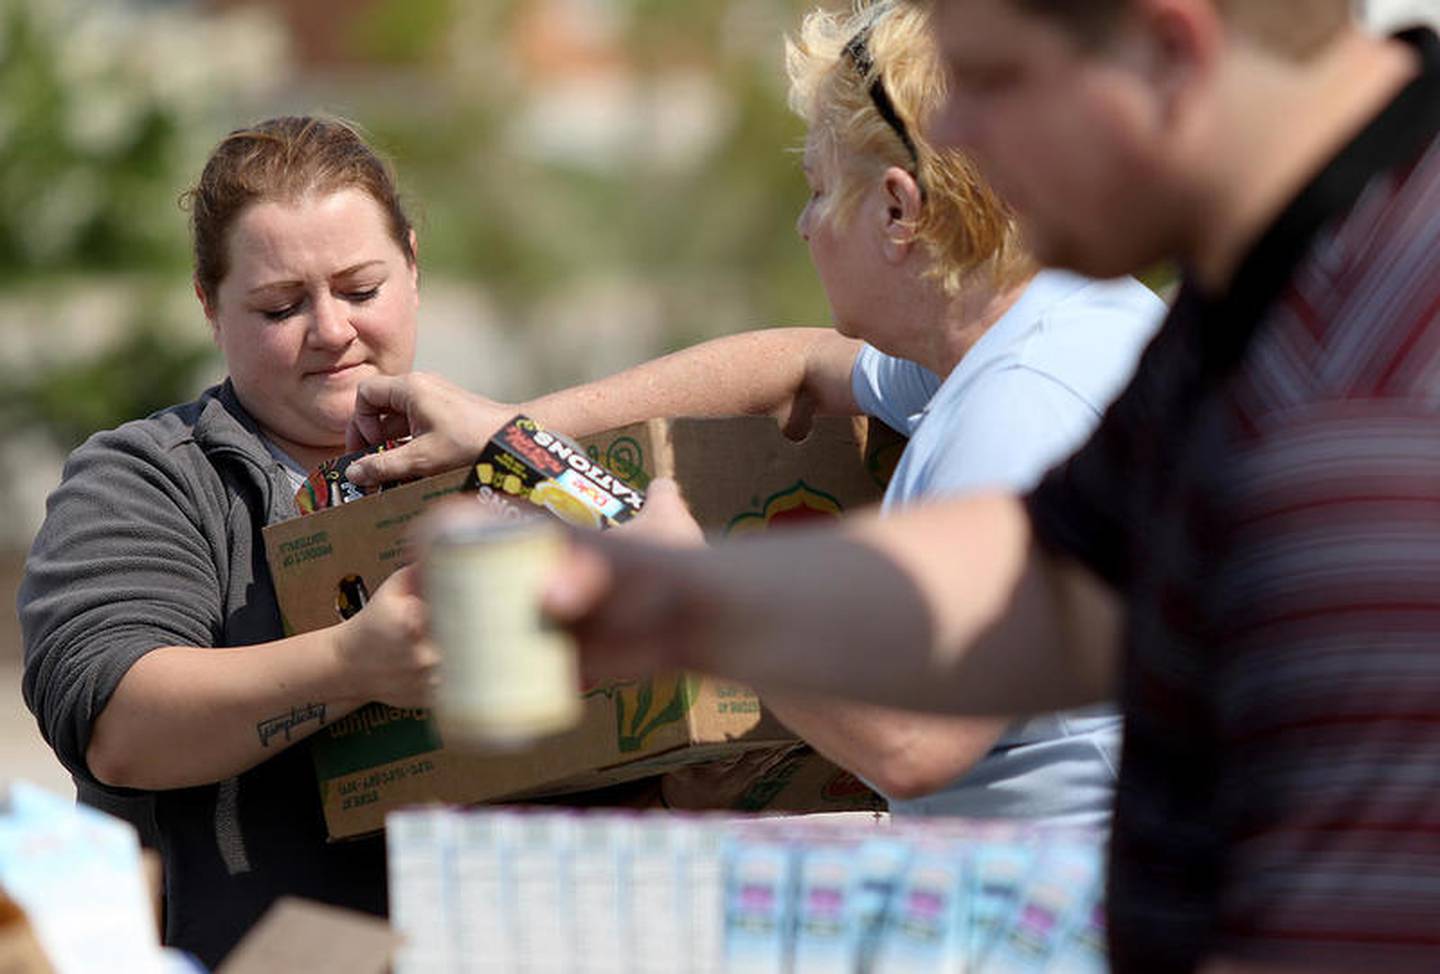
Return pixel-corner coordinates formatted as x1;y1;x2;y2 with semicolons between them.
262;416;901;840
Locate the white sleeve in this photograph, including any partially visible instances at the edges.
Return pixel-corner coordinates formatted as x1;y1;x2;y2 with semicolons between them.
850;343;943;437
911;364;1102;499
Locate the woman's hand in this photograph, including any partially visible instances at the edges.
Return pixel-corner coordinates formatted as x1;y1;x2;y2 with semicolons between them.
346;372;516;485
85;565;441;791
334;565;441;708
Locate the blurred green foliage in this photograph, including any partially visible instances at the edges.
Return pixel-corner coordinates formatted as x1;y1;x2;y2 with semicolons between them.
2;0;834;451
0;1;189;278
349;0;456;66
0;318;215;450
0;0;278;451
349;0;828;340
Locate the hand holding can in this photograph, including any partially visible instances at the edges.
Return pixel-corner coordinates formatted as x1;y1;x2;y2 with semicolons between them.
423;505;582;749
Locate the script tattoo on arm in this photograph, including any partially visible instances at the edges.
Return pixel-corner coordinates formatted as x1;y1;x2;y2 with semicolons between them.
256;702;328;748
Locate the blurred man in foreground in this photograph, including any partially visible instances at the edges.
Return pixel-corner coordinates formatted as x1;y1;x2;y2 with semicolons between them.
543;1;1440;972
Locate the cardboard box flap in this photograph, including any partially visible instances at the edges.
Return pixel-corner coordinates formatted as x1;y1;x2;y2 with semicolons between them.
311;674;801;838
217;897;397;974
579;416;897;537
262;468;473;636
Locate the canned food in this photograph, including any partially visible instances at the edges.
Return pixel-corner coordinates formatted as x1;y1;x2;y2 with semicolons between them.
425;515;581;748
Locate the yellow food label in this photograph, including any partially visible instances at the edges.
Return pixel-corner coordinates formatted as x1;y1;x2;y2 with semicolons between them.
530;481;603;529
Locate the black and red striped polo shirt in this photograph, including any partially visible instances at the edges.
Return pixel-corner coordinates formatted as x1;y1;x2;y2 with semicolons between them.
1027;27;1440;974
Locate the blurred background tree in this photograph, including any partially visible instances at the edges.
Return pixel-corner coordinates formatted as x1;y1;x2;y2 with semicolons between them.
0;0;290;458
0;0;832;548
2;0;1429;549
339;0;828;369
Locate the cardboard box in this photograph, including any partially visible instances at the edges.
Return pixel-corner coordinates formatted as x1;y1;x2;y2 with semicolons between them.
583;415;903;537
0;893;54;974
217;898;397;974
262;416;899;840
723;746;887;815
516;745;886;818
657;745;887;816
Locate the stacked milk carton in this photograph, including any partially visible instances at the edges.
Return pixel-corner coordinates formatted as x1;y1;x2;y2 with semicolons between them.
0;781;199;974
387;808;1106;974
388;809;726;974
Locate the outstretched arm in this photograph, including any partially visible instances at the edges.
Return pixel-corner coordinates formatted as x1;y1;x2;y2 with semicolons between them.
346;327;862;485
546;492;1121;719
762;693;1007;800
610;479;1012;797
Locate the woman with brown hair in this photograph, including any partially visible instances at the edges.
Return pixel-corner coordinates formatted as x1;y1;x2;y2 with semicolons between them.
20;116;437;966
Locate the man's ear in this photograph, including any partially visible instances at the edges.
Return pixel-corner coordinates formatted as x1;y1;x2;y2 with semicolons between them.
1129;0;1224;129
880;166;924;263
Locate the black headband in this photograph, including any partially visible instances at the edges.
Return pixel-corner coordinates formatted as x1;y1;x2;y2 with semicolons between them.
842;27;922;180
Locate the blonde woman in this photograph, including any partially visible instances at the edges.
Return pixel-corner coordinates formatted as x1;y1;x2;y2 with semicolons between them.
347;1;1164;824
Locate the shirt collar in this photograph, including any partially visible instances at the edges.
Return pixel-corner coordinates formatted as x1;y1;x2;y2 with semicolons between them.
946;269;1090;375
1182;27;1440;375
260;435;310;493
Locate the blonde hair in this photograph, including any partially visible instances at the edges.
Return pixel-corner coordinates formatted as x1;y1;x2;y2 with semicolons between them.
786;1;1034;295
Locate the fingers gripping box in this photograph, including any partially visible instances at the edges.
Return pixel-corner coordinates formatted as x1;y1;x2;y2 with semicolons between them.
262;416;900;840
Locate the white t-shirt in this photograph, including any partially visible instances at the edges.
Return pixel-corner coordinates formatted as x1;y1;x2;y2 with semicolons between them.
261;438;310;495
851;269;1166;822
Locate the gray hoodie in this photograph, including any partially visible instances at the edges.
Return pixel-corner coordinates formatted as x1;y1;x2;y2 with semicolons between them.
19;381;385;968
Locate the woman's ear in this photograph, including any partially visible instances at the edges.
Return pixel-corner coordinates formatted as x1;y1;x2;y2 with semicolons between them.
194;279;220;343
408;228;420;293
880;166;924;263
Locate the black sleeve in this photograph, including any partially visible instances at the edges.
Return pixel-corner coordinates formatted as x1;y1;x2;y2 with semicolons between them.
1025;308;1189;591
1025;409;1137;590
